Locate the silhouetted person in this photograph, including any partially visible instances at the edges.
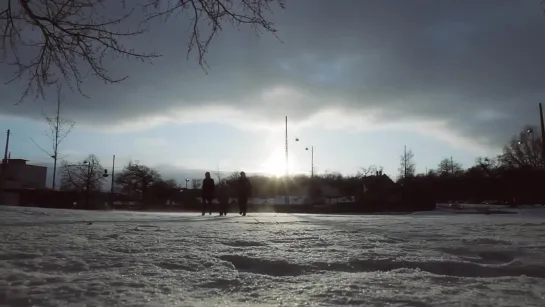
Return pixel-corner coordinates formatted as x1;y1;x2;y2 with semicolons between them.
217;183;229;216
236;171;252;216
201;172;215;216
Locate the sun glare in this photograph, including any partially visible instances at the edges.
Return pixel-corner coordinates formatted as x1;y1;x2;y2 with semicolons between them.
259;147;299;176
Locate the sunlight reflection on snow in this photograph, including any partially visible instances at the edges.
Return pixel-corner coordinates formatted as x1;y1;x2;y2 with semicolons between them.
0;206;544;306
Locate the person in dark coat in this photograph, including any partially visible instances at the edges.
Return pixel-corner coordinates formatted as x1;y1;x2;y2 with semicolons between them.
217;182;230;216
236;171;252;216
201;172;215;215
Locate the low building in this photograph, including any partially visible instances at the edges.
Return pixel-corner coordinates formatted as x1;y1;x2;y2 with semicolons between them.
0;158;48;206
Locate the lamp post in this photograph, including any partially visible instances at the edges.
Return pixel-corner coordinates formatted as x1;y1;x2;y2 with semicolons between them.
307;146;314;179
285;116;289;206
295;137;314;179
185;179;189;189
516;128;535;167
517;128;534;145
109;155;115;207
519;102;545;166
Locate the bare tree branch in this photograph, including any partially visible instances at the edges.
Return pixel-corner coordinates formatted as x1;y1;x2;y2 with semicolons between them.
398;147;416;179
29;137;53;158
29;85;75;189
501;125;544;169
357;165;383;178
437;157;463;176
115;161;161;206
191;178;201;189
60;154;106;192
1;0;285;101
215;162;223;184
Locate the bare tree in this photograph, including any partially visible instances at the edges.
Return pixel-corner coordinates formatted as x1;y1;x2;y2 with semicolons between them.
475;156;502;175
115;161;161;205
215;163;222;184
1;0;285;100
226;171;241;181
191;178;201;189
426;169;438;177
60;154;108;208
500;125;544;169
437;157;463;176
30;86;74;190
398;146;416;179
357;165;383;178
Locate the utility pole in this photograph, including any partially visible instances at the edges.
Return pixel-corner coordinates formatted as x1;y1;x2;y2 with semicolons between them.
108;155;115;208
85;162;91;209
3;129;9;163
310;146;314;179
451;156;454;175
110;155;115;193
285;116;289;206
404;145;407;179
0;129;11;203
539;102;545;163
51;97;61;190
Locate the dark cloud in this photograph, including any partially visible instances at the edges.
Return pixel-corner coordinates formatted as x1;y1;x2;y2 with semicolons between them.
2;0;545;148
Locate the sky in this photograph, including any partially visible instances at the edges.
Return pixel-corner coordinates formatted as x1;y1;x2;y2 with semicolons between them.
2;0;545;184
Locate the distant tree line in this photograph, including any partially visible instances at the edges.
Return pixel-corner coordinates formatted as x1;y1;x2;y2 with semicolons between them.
396;125;545;205
60;157;180;208
58;124;545;208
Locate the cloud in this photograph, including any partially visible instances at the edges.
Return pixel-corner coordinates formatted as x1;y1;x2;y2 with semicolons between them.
134;137;168;148
2;0;545;150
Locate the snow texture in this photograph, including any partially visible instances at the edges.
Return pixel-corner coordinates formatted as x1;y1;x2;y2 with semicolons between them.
1;206;545;306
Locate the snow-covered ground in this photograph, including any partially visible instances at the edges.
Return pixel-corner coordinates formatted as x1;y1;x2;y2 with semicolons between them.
199;196;355;206
1;206;545;306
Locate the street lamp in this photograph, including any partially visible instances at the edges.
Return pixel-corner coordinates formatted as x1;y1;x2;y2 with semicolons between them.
295;137;314;178
517;128;533;145
517;128;541;168
185;178;190;189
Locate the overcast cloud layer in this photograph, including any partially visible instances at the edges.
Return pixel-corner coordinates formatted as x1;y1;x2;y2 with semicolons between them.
2;0;545;150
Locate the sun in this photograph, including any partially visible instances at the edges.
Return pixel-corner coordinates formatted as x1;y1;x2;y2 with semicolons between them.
259;147;299;176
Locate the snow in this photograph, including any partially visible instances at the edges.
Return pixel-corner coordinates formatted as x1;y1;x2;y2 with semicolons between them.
249;196;355;205
201;196;355;206
436;203;545;216
199;196;356;206
1;206;545;306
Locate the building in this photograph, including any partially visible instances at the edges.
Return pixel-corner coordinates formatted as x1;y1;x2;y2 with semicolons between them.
0;158;48;206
